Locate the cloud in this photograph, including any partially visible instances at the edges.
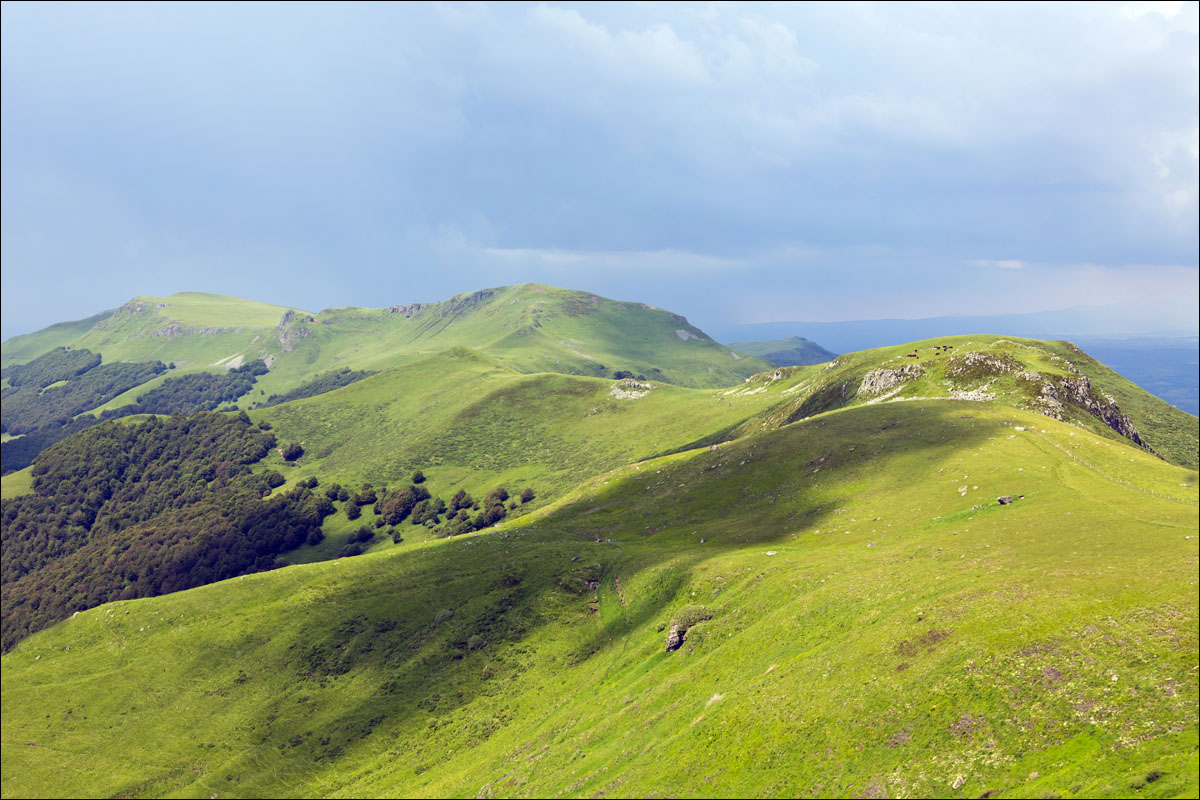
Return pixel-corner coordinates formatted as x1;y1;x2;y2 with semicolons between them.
1;2;1196;339
970;259;1025;269
482;247;744;273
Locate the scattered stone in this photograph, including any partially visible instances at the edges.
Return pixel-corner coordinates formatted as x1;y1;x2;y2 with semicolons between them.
997;496;1013;505
952;775;966;790
610;379;654;400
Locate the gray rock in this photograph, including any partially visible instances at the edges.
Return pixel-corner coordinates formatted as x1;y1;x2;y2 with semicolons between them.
997;496;1013;505
858;364;924;396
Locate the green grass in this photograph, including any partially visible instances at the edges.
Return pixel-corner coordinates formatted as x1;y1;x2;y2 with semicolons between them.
3;401;1195;799
728;335;1198;468
0;467;33;500
2;285;771;400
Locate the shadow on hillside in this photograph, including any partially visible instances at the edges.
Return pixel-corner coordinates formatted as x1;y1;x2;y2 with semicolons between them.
85;402;1007;795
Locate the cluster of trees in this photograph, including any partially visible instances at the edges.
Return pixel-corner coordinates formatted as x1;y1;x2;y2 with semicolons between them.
1;417;106;475
0;350;265;475
1;348;169;473
101;359;268;419
612;370;648;381
0;411;334;650
3;361;168;435
258;368;375;407
313;474;538;559
1;483;332;649
1;346;101;387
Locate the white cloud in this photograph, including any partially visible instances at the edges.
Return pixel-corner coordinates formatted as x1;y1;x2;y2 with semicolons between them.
482;247;743;273
970;259;1025;269
1121;1;1187;20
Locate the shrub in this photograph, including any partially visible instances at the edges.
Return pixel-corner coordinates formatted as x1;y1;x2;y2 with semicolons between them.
449;489;473;512
520;487;535;504
411;470;426;484
282;442;304;461
345;499;361;520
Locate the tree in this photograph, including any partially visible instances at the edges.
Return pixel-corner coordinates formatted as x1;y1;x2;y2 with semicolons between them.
449;489;473;512
344;499;361;520
520;487;535;504
411;470;426;484
282;442;304;461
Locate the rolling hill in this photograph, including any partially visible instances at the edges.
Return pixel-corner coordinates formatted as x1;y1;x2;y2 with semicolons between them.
1;284;769;394
2;400;1195;798
1;287;1197;799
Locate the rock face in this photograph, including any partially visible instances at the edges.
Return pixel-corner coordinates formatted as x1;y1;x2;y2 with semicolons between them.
275;310;313;353
858;365;924;396
1027;373;1147;449
665;605;712;652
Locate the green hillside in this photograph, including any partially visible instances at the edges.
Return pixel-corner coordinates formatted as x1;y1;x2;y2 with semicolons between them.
1;285;770;393
728;335;838;366
2;401;1195;798
2;291;1197;798
724;335;1198;469
1;285;773;472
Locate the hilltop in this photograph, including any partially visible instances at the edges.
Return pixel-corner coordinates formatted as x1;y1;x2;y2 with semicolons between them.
1;285;771;472
1;284;768;391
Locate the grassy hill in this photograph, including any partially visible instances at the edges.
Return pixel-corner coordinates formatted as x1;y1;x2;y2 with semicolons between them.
1;285;773;472
2;400;1195;798
1;285;769;394
728;335;838;366
2;292;1197;798
723;335;1198;469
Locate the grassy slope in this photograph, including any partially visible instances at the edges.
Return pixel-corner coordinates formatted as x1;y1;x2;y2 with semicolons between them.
728;335;1198;469
0;285;770;399
254;347;793;560
2;401;1196;799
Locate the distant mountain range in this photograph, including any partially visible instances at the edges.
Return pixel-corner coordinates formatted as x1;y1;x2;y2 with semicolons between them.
727;336;838;367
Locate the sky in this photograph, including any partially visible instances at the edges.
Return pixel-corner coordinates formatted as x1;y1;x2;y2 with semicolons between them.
2;1;1197;340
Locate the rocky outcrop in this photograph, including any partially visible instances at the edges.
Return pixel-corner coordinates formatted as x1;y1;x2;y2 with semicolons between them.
149;323;231;338
389;302;428;318
275;310;313;353
1027;373;1148;449
944;351;1021;381
390;290;496;322
859;365;924;396
665;605;712;652
610;379;653;400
